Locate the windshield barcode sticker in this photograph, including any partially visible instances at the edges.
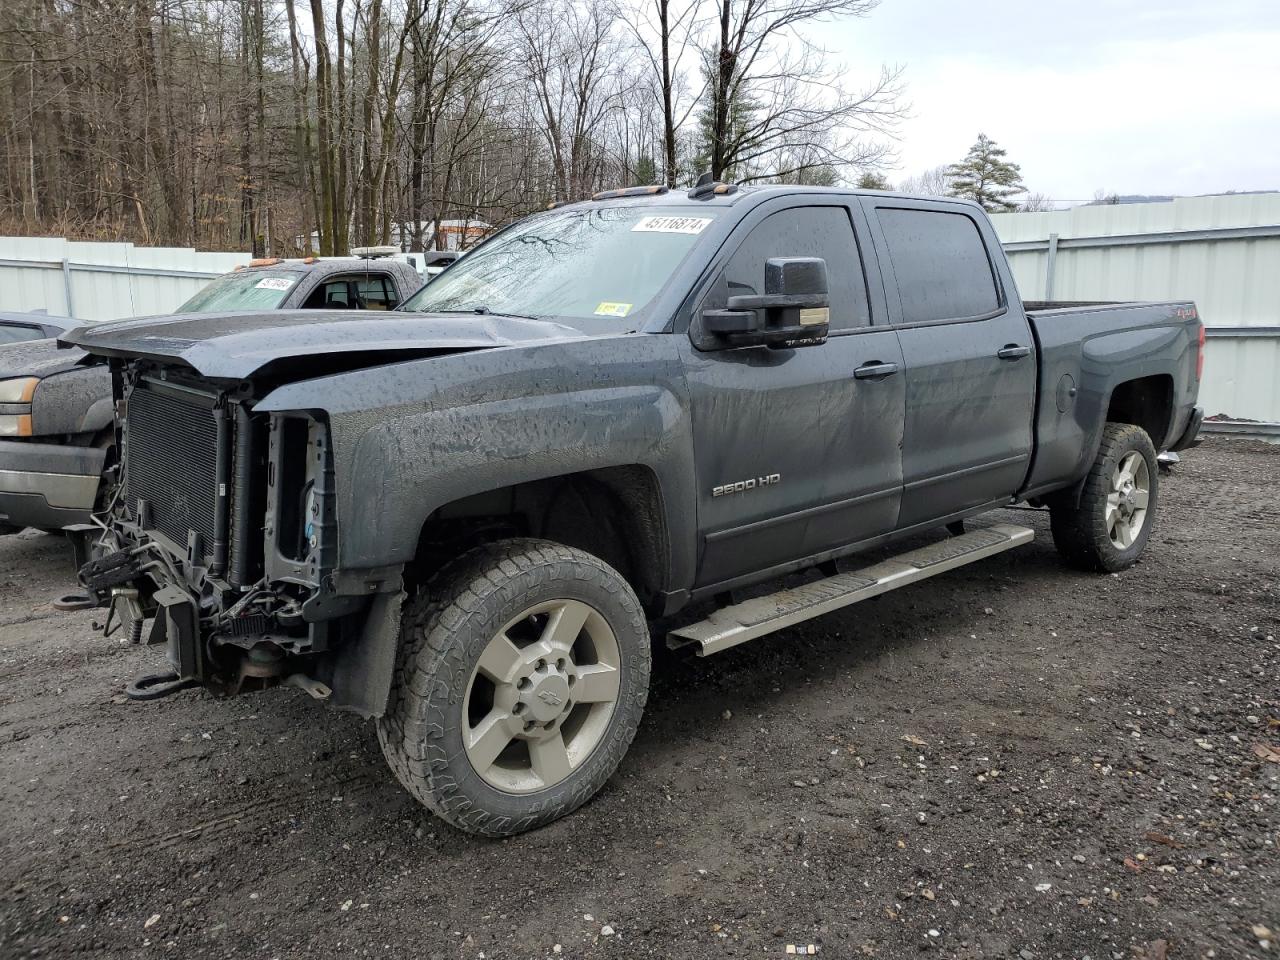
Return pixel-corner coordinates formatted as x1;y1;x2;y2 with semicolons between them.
631;216;712;235
255;277;294;290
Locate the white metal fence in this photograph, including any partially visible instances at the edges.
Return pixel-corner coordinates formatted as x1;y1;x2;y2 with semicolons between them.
3;196;1278;428
991;193;1280;430
0;237;249;322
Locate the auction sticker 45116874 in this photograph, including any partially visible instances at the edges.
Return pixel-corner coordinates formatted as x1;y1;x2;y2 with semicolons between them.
631;215;712;234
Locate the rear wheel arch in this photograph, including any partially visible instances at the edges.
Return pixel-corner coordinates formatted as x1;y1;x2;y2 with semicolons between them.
1104;374;1175;450
1047;373;1176;511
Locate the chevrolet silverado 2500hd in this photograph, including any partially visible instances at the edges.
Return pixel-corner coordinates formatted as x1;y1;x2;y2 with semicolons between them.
65;183;1203;836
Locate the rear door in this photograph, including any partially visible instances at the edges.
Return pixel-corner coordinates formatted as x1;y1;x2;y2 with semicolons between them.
680;198;904;589
861;198;1035;529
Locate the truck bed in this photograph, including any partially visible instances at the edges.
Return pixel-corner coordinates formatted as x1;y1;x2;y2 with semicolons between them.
1020;299;1201;498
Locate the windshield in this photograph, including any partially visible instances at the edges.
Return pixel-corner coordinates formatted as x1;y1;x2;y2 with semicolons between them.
401;205;721;321
177;271;300;312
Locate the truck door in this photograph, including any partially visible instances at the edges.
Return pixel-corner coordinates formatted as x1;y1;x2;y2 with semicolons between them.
861;198;1036;529
680;199;905;590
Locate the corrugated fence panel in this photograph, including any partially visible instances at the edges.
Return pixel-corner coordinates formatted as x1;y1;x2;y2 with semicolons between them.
0;237;74;314
0;237;250;322
1199;337;1280;420
992;194;1280;424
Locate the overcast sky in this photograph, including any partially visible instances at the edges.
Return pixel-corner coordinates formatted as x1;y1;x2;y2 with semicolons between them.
823;0;1280;200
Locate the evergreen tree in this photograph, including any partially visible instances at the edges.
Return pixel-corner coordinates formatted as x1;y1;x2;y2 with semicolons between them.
855;171;891;190
794;165;839;187
945;134;1025;212
694;47;756;182
632;155;658;186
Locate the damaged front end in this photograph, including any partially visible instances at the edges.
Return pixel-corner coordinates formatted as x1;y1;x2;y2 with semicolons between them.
81;362;375;704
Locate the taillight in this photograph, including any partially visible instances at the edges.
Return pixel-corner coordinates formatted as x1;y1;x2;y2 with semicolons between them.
1196;322;1205;380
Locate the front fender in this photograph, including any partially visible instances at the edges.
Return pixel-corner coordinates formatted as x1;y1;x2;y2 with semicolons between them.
257;334;697;595
343;384;688;567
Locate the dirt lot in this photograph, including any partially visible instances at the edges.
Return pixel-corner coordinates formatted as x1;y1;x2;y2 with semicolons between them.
1;438;1277;960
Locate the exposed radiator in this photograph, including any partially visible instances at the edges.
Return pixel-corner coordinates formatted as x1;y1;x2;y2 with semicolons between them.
125;384;220;561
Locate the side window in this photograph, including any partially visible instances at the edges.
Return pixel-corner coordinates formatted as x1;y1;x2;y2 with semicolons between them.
358;275;398;310
0;325;43;345
302;278;354;309
712;206;870;331
300;272;396;309
302;273;399;310
876;207;1000;323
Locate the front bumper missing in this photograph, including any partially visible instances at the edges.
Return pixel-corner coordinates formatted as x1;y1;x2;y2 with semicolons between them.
150;584;204;681
81;547;206;686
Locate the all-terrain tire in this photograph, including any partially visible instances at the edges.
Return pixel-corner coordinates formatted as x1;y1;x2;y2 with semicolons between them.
376;538;650;837
1050;422;1159;572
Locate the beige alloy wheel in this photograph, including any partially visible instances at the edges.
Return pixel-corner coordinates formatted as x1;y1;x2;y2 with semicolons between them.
1049;421;1159;573
462;598;622;794
378;538;650;836
1105;451;1151;549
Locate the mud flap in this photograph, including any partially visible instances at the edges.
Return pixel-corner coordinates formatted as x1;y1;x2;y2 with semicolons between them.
328;588;406;719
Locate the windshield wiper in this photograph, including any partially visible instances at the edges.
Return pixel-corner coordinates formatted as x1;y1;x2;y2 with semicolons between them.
432;306;541;321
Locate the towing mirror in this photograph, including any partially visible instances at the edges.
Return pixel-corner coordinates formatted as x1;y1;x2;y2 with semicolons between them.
700;256;830;349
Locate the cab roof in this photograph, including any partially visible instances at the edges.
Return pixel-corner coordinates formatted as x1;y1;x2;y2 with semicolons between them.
548;182;965;214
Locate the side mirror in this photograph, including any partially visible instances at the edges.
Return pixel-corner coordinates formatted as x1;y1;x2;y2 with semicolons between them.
699;256;830;349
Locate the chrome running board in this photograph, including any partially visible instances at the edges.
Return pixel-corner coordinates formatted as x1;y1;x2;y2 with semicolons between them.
668;523;1034;657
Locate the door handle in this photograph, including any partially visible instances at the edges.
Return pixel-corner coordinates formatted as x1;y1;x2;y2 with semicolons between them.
997;344;1031;360
853;361;900;380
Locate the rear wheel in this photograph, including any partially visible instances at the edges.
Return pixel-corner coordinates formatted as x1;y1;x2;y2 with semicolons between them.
377;538;650;836
1050;422;1159;572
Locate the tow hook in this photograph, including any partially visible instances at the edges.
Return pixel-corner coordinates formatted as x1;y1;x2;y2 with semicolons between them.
283;674;332;700
124;671;198;701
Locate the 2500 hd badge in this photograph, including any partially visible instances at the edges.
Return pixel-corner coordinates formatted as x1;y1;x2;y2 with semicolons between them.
712;473;781;497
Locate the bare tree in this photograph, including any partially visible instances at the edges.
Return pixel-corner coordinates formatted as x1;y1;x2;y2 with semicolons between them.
617;0;704;186
897;164;952;197
1020;191;1056;212
0;0;910;249
517;0;626;201
699;0;902;183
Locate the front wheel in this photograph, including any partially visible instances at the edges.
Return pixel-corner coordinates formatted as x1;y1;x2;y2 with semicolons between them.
377;539;650;837
1050;422;1159;572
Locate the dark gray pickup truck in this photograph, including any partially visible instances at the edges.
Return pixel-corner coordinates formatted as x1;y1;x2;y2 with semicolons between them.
65;183;1203;836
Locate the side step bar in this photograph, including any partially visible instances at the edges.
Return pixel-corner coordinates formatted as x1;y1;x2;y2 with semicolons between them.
668;523;1034;657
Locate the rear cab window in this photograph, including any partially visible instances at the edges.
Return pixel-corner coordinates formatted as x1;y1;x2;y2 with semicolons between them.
874;207;1001;323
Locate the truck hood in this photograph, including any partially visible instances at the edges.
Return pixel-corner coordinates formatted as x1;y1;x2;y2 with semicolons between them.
61;309;588;381
0;336;87;380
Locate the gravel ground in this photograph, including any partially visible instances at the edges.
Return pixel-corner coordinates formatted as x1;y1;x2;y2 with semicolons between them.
1;437;1277;959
